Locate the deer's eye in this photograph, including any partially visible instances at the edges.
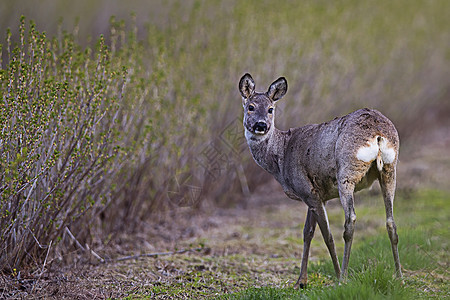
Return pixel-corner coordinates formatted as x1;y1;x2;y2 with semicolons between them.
248;104;255;111
268;107;274;114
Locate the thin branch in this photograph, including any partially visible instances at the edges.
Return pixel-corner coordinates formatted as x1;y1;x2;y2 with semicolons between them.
108;247;203;263
27;228;46;249
85;243;105;263
40;240;52;276
64;226;85;251
64;227;105;263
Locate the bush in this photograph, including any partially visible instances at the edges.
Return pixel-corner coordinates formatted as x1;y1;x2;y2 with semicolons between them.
0;17;125;271
1;0;449;273
0;16;211;272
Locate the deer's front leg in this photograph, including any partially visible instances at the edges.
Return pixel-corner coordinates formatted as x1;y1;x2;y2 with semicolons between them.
294;208;317;289
314;203;341;280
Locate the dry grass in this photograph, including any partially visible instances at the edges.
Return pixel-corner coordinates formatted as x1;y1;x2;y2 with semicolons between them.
0;0;449;295
2;182;448;299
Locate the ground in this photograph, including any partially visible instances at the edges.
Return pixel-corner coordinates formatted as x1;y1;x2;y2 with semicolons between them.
3;186;449;299
2;111;449;299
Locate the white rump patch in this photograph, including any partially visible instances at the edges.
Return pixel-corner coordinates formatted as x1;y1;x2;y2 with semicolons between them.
356;136;396;164
378;137;396;163
356;138;379;162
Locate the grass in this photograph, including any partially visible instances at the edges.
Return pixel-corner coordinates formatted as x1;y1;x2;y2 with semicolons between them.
82;189;447;299
224;190;449;299
2;190;446;298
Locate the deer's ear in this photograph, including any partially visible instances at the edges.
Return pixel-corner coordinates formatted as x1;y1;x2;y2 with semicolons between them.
239;73;255;100
267;77;287;101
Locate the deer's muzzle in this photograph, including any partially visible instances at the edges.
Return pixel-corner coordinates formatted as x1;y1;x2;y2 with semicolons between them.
253;121;268;134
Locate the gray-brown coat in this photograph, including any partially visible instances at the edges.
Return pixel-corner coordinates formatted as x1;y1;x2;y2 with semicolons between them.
239;73;402;288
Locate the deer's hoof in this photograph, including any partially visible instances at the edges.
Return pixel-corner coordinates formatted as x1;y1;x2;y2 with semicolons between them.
294;282;307;289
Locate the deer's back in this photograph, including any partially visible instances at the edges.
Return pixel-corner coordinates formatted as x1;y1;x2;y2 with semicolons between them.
281;108;399;202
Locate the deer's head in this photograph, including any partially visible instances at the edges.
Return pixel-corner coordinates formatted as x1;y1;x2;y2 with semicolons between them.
239;73;287;140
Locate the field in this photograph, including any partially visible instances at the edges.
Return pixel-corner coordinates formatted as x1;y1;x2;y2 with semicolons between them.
5;186;448;299
1;0;449;299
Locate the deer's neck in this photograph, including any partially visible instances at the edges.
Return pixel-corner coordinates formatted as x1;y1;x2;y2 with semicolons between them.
245;127;288;179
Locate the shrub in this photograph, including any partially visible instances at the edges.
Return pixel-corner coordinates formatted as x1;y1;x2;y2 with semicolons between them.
0;14;215;273
1;0;449;273
0;17;125;271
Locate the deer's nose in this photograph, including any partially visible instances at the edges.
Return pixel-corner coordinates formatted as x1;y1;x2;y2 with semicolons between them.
253;122;268;133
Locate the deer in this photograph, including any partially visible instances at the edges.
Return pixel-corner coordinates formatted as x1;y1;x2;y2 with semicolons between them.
238;73;402;288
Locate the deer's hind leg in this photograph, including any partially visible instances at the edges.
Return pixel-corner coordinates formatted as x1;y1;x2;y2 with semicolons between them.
379;165;402;278
338;180;357;282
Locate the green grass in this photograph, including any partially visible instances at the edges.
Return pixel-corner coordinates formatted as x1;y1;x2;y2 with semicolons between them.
224;190;449;299
109;190;448;299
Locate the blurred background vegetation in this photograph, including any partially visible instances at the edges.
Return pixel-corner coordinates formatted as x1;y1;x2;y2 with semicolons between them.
1;0;449;273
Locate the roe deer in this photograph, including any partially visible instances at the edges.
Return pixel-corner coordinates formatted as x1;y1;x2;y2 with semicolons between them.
238;73;402;288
